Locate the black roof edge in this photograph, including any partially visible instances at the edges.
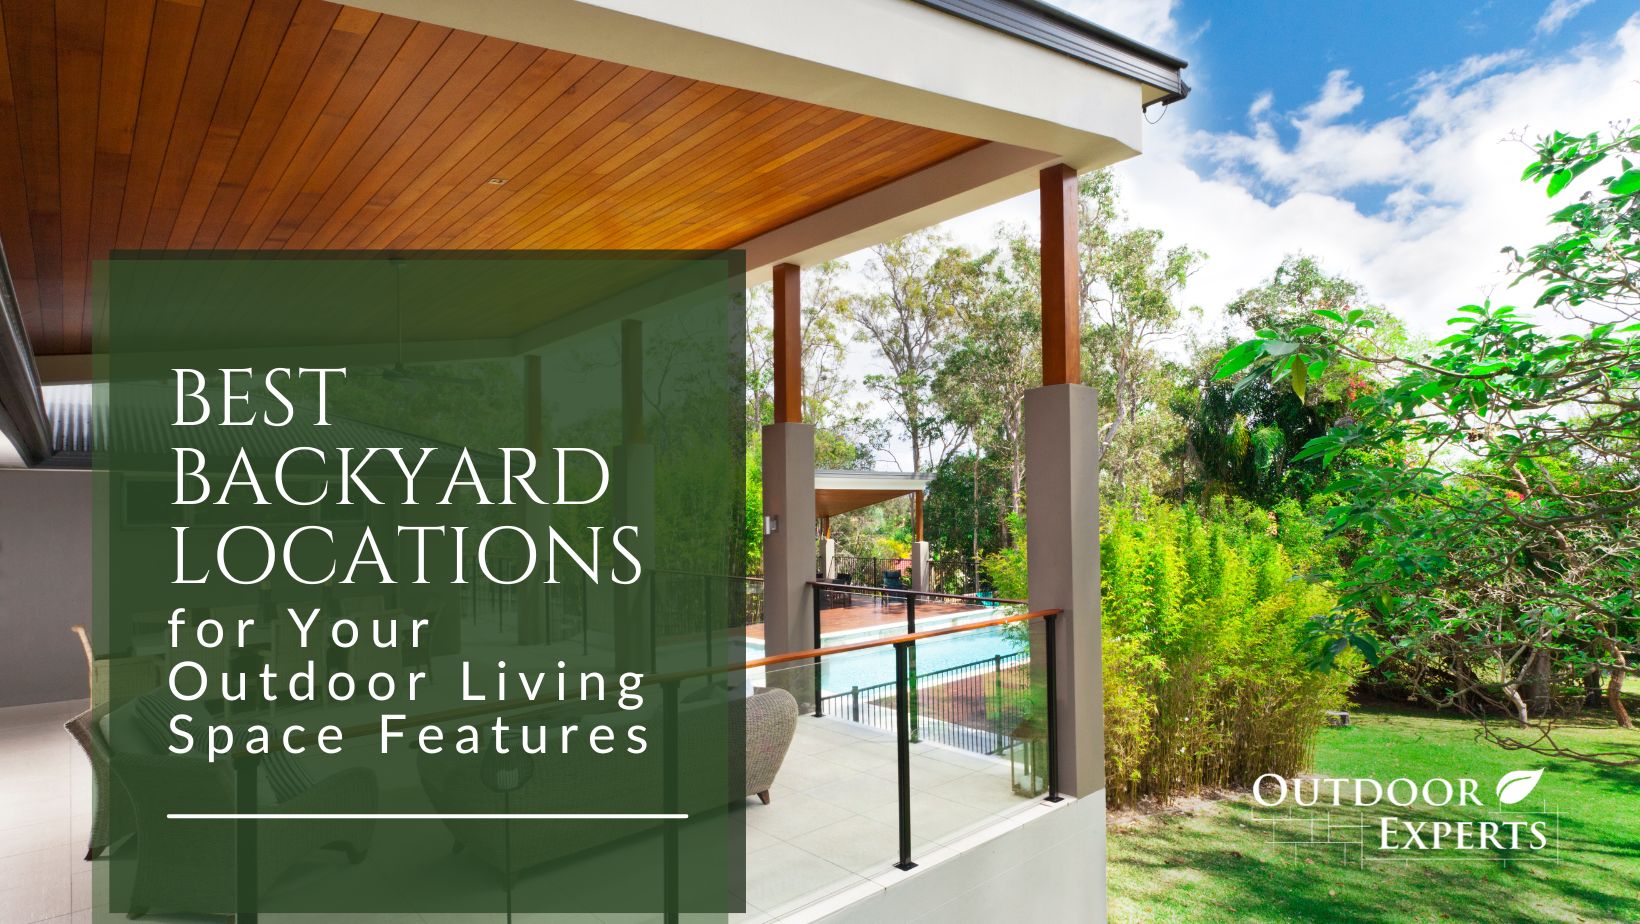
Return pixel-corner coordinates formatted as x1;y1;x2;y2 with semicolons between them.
0;239;52;466
910;0;1190;107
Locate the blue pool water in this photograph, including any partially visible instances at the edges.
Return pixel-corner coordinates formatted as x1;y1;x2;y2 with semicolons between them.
753;624;1022;693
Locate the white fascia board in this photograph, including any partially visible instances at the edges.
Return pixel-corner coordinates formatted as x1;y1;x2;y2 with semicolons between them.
815;471;932;494
349;0;1145;161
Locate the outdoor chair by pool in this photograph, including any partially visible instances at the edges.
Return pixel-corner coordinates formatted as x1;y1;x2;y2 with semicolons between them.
883;571;908;608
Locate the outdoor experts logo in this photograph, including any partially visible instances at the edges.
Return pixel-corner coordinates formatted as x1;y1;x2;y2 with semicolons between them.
1250;768;1559;860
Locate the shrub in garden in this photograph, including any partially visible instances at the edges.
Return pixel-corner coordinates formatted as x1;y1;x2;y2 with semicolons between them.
989;497;1355;807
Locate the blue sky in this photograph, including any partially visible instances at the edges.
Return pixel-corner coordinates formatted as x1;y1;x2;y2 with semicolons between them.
1177;0;1628;134
928;0;1640;332
802;0;1640;468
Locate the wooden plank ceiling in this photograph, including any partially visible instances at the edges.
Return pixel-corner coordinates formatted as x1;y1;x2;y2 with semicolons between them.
0;0;985;356
816;488;917;519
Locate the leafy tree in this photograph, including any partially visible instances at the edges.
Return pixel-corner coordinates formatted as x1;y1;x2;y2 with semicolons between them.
1217;125;1640;764
747;261;884;468
922;449;1015;589
1077;172;1203;491
1178;257;1400;503
934;245;1038;517
846;232;988;472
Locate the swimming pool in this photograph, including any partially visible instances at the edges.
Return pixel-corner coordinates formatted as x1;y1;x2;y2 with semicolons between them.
748;622;1023;694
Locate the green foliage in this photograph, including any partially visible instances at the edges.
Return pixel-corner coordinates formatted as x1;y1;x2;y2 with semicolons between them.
987;499;1354;808
922;450;1014;587
847;232;992;471
1178;257;1403;504
1215;124;1640;761
1100;496;1356;806
981;512;1030;601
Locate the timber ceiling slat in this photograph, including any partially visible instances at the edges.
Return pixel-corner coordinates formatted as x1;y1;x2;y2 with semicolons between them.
87;0;154;344
7;0;62;353
261;21;471;246
142;0;255;250
54;0;104;356
201;5;381;249
0;5;45;347
344;54;620;250
0;0;986;356
160;0;301;249
314;48;581;251
456;75;717;251
477;83;753;251
280;34;514;249
542;97;839;251
420;70;695;249
222;13;420;249
385;63;664;251
114;0;202;251
181;0;340;248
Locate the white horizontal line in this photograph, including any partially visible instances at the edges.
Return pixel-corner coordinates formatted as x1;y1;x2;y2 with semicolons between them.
167;813;688;820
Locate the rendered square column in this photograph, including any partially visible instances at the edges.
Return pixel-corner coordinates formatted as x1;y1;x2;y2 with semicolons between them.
1024;383;1104;799
761;421;817;703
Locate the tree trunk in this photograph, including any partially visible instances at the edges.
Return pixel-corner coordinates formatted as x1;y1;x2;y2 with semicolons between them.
1608;642;1634;731
1452;657;1481;714
1584;667;1604;709
1525;648;1553;718
1502;682;1530;728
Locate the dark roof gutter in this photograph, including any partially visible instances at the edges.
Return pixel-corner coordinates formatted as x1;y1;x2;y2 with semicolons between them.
0;240;52;466
910;0;1190;107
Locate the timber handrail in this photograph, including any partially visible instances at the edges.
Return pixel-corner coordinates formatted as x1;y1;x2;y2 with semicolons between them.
742;607;1056;672
251;608;1062;744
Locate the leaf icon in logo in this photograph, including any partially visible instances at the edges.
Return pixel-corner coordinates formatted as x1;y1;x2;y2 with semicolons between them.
1496;768;1544;805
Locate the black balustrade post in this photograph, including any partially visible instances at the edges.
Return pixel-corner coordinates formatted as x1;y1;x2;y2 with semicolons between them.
992;653;1004;755
703;575;715;668
811;584;824;717
663;679;680;922
893;641;916;871
235;753;259;922
906;592;919;742
1044;612;1063;803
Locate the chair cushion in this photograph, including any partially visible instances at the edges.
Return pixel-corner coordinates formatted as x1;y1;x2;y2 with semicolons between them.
132;690;199;753
261;751;315;804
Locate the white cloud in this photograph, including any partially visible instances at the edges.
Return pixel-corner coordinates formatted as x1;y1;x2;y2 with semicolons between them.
1141;14;1640;339
828;6;1640;466
937;13;1640;344
1247;91;1274;120
1536;0;1595;35
1301;69;1366;123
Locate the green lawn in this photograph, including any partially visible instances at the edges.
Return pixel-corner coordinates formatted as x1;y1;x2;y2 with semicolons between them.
1107;709;1640;924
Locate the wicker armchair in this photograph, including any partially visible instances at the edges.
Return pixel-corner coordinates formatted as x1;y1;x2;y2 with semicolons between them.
65;707;113;860
746;687;798;804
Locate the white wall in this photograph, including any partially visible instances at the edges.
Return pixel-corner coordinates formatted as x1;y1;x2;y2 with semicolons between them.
0;468;91;707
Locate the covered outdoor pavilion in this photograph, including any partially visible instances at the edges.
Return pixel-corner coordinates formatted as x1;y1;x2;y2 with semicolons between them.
0;1;1187;920
814;468;931;587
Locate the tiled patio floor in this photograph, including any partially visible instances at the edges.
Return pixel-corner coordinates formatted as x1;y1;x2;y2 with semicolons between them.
0;700;1048;924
